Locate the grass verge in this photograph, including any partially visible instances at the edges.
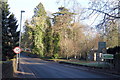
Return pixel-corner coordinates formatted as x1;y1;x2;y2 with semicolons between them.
47;58;111;68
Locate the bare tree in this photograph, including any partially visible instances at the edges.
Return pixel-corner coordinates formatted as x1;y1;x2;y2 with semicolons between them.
83;0;120;28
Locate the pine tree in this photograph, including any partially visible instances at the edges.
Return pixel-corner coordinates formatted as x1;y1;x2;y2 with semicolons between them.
34;2;46;17
2;2;19;60
43;25;53;57
32;2;47;57
52;7;74;58
21;20;34;50
52;7;74;28
52;32;60;58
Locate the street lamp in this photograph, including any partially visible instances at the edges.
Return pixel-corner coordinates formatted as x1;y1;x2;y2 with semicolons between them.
17;10;25;71
19;10;25;48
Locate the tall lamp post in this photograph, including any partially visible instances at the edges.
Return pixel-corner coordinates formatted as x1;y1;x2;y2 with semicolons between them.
17;10;25;71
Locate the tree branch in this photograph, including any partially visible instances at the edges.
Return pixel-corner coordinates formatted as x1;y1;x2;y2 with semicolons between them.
87;8;120;19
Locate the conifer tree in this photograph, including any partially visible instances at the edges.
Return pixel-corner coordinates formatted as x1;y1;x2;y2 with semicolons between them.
2;2;19;60
52;7;74;58
32;2;47;57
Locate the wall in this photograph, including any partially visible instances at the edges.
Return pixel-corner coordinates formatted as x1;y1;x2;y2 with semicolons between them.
2;59;16;78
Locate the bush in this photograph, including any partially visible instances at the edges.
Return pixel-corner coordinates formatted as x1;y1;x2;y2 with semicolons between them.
107;46;120;54
52;54;59;59
114;53;120;72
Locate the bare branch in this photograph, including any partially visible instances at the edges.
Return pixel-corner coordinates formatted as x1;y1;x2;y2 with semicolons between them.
87;8;120;19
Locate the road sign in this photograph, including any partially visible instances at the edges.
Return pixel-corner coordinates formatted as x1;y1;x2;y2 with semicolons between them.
102;54;114;59
98;42;106;53
13;47;21;54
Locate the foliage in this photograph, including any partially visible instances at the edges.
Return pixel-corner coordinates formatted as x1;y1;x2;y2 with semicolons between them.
52;7;74;29
22;3;47;57
22;3;61;58
107;46;120;54
52;32;60;58
43;25;53;57
52;7;75;58
31;3;47;57
34;2;46;17
52;6;99;59
52;53;59;59
105;21;119;47
2;2;19;60
22;4;102;60
21;20;34;49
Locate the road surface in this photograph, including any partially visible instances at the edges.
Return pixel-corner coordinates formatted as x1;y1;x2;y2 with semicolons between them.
16;53;119;79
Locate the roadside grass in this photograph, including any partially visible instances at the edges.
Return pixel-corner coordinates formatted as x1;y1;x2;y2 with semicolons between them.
48;58;89;62
48;59;68;62
48;58;111;68
0;61;2;63
61;61;111;68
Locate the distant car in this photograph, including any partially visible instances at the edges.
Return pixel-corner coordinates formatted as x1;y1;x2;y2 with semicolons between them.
25;48;31;52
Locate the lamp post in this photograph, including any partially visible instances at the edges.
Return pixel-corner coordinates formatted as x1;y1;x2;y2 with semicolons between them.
19;10;25;49
17;10;25;71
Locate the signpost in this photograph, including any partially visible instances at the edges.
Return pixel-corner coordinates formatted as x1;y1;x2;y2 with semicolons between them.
97;42;106;61
13;47;21;71
102;54;114;59
13;47;21;54
101;54;114;70
98;42;106;53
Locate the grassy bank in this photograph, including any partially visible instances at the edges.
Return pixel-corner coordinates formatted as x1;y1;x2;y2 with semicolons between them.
46;58;111;68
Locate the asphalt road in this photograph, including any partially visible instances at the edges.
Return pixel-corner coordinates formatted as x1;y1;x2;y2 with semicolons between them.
17;53;119;79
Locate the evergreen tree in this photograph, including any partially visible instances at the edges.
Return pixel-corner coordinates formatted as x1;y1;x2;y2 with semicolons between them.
21;20;34;50
43;16;61;58
52;7;74;28
32;2;47;57
52;7;74;58
2;2;19;60
43;25;53;57
52;32;60;58
34;2;46;17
